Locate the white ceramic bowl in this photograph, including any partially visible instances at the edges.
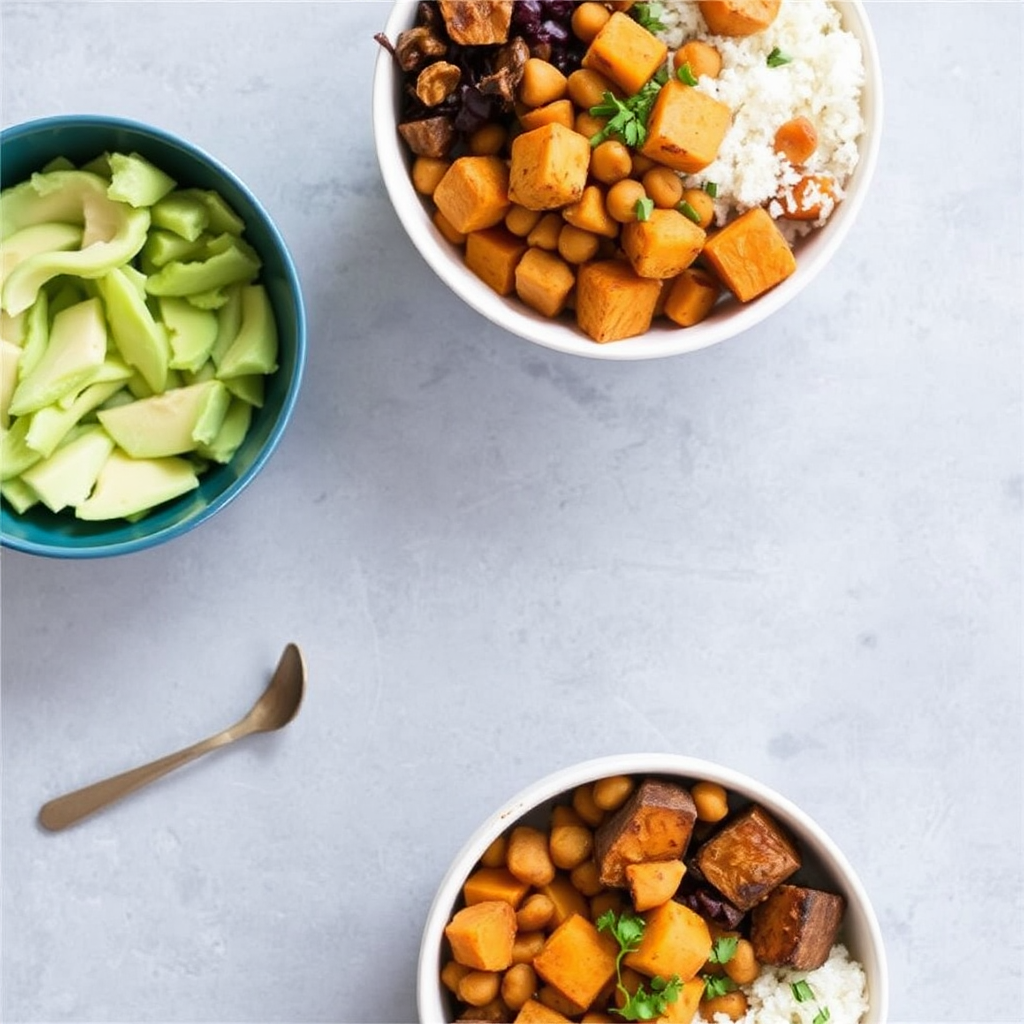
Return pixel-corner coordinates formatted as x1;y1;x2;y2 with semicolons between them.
418;753;888;1023
372;2;883;360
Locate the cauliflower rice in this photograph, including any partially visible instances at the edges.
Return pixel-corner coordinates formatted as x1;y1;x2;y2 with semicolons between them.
656;0;866;240
701;943;869;1024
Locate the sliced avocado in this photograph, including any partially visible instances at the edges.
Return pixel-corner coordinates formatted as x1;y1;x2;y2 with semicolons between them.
74;449;199;521
0;475;40;513
159;297;218;372
95;267;169;393
1;339;20;427
216;284;278;379
106;152;177;208
1;222;83;287
144;235;260;298
0;416;41;480
24;377;125;458
21;425;115;513
150;192;209;241
197;396;252;464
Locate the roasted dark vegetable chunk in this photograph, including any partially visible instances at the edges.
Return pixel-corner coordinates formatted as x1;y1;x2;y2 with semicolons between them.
594;778;697;887
695;805;801;911
438;0;513;46
750;883;846;970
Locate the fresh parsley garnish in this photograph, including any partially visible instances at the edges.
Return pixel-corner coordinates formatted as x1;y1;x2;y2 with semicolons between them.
631;1;666;33
635;196;655;222
677;200;701;224
767;46;793;67
702;974;737;999
707;935;739;964
589;77;664;149
676;62;698;86
596;910;682;1022
791;979;831;1024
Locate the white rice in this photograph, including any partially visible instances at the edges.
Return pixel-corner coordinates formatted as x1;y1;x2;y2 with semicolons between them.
700;943;870;1024
655;0;866;239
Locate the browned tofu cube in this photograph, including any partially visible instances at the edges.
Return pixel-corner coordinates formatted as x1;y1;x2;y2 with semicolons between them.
750;884;846;970
698;0;781;37
663;266;722;326
509;123;591;211
621;208;706;279
701;207;796;302
438;0;513;45
575;260;662;344
582;11;668;95
640;80;731;174
694;805;801;911
433;156;511;235
515;248;576;318
594;778;698;886
465;227;529;295
533;914;618;1010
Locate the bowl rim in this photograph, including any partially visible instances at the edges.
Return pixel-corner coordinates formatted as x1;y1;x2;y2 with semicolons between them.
0;113;307;558
416;753;889;1023
373;0;884;361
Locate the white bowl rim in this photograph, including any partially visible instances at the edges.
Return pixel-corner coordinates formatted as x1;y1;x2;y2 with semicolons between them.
372;0;884;361
416;753;889;1023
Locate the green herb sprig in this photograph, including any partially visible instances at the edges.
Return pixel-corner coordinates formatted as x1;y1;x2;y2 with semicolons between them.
702;973;737;1000
635;196;655;222
767;46;793;67
707;935;739;964
792;979;831;1024
596;909;682;1021
631;1;666;33
589;69;667;149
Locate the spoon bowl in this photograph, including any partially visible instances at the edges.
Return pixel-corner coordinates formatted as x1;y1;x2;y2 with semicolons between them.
39;643;306;831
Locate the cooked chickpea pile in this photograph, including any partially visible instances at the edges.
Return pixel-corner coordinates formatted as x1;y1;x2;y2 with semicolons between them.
396;1;838;344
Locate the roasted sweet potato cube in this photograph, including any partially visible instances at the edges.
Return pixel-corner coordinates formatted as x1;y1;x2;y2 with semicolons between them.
509;123;591;211
433;155;511;234
463;866;532;908
640;80;731;174
562;185;619;239
537;872;591;927
594;778;698;886
514;999;571;1024
701;207;796;302
519;99;576;133
750;884;846;970
625;859;687;911
697;0;781;36
575;260;662;343
663;266;722;326
533;914;618;1010
621;208;706;280
445;900;518;971
433;209;467;247
582;11;668;95
695;804;801;911
438;0;513;45
623;900;711;982
657;977;705;1023
515;248;576;318
465;227;529;295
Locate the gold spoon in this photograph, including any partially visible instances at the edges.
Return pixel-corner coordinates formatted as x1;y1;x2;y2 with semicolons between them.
38;643;306;832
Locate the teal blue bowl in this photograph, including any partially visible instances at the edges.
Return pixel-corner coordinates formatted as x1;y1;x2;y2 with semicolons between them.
1;115;306;558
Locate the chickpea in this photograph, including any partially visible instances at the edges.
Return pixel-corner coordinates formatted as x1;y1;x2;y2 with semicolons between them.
468;122;507;156
479;834;507;868
673;40;722;80
574;111;608;142
440;959;471;993
642;166;684;208
606;179;647;223
506;825;555;886
724;938;760;985
558;224;600;265
567;68;618;110
774;115;818;165
511;930;546;964
519;57;568;108
570;858;604;897
500;963;537;1011
550;821;594;869
458;971;501;1007
505;204;542;237
410;156;449;196
629;151;656;177
571;2;611;43
593;775;635;811
571;783;605;826
516;893;555;932
590;140;633;185
700;991;749;1021
527;212;564;251
692;780;729;822
680;187;715;229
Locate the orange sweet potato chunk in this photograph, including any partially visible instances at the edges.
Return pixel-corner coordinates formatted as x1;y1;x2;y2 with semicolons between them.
515;248;576;318
519;98;576;133
433;156;511;234
533;914;618;1010
575;260;662;343
701;207;796;303
582;12;668;95
663;267;722;326
697;0;781;36
537;872;591;928
657;977;705;1023
624;859;687;912
623;900;711;982
640;80;731;174
509;123;591;211
621;208;706;279
465;227;529;296
445;900;517;971
562;185;619;239
515;999;572;1024
463;866;532;908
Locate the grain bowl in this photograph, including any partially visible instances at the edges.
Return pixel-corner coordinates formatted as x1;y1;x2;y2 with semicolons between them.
418;754;887;1023
373;0;882;360
0;114;305;558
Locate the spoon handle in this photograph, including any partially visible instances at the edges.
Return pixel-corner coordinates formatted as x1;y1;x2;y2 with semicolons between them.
38;730;236;831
